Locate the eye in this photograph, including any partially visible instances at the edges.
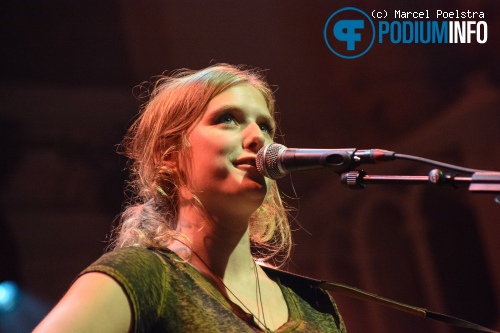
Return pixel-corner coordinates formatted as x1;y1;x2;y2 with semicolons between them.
259;122;275;136
218;113;238;126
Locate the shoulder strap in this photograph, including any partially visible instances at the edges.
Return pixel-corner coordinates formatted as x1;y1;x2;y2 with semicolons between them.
261;265;342;327
261;266;499;333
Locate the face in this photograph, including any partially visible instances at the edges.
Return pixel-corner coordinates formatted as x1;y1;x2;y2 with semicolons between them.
182;83;275;218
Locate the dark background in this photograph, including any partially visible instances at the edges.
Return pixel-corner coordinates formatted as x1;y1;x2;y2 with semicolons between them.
1;1;499;332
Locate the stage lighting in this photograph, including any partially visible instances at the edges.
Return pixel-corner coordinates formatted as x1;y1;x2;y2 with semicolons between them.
0;281;19;313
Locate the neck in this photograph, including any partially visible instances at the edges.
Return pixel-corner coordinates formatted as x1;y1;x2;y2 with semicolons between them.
172;197;256;281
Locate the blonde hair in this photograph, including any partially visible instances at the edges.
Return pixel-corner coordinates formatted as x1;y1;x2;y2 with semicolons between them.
112;64;291;262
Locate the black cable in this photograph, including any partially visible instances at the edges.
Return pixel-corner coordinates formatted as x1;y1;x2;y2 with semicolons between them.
394;153;491;174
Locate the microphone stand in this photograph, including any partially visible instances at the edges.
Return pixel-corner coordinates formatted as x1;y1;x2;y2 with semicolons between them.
338;152;500;202
341;169;500;191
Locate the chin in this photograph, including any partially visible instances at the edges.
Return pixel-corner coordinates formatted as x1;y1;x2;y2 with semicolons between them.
240;176;269;192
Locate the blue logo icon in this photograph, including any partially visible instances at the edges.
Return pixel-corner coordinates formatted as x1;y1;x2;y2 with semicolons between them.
324;7;375;59
334;20;364;50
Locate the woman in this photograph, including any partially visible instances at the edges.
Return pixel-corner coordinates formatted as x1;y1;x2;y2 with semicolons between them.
34;64;347;332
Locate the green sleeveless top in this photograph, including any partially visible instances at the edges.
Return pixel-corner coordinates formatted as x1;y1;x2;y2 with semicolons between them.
79;246;347;333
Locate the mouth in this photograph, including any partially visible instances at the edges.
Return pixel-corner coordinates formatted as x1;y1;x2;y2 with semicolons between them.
233;156;268;186
233;156;257;168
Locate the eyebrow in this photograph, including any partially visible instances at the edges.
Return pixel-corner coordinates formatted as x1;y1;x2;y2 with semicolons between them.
209;105;275;125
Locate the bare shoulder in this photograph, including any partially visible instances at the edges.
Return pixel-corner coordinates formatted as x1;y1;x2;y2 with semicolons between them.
33;272;131;333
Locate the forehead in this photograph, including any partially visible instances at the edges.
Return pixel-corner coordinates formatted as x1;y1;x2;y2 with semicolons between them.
204;83;272;117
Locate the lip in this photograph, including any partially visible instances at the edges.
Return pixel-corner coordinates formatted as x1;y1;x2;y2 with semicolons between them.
233;156;257;168
233;156;266;185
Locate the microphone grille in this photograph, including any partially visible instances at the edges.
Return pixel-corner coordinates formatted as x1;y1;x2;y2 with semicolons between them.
256;143;287;179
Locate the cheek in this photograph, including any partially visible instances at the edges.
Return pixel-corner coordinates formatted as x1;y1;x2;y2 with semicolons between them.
185;143;230;183
188;133;218;165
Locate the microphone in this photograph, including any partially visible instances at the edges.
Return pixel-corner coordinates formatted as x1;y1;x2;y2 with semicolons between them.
256;143;396;179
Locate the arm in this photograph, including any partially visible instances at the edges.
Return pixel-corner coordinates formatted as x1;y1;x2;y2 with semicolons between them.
33;272;132;333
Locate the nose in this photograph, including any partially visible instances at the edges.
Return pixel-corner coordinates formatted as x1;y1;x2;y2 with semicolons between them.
242;122;266;153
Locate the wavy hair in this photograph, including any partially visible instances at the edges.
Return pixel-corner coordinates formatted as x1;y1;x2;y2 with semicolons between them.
112;64;291;262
